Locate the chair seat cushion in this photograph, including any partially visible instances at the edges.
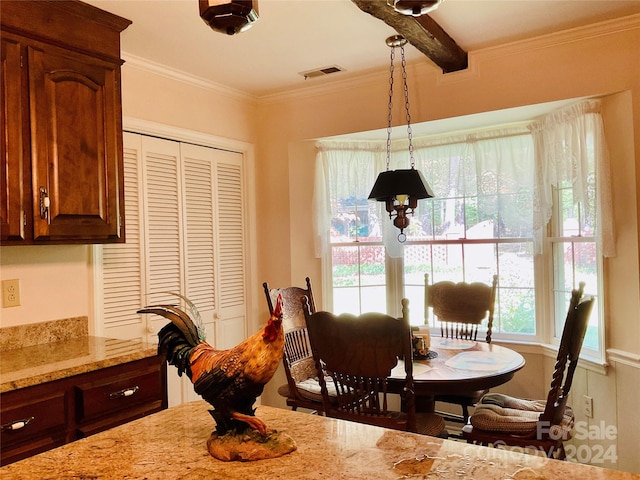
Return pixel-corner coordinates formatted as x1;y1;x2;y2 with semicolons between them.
277;383;291;398
416;413;447;437
470;393;574;437
296;377;338;402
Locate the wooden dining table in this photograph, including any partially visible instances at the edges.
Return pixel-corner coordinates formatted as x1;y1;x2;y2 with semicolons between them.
389;336;525;411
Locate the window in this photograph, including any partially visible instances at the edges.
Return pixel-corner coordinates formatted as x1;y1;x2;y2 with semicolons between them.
315;100;613;359
320;128;537;339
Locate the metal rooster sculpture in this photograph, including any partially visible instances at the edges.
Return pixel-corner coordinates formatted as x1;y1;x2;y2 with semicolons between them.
138;294;284;436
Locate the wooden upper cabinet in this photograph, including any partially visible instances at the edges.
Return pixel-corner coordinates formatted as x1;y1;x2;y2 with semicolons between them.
28;45;122;240
0;36;26;241
0;1;131;244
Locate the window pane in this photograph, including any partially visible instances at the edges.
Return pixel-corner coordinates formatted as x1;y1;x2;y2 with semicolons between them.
404;245;432;326
331;198;381;242
552;240;599;348
464;243;497;280
360;286;388;314
404;245;432;285
332;246;360;287
498;242;534;289
403;284;426;326
431;243;464;282
499;191;533;238
498;287;535;334
333;287;361;315
332;244;386;314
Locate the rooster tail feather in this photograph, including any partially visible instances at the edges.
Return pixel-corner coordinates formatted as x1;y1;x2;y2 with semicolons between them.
138;305;200;346
157;322;195;378
161;292;206;342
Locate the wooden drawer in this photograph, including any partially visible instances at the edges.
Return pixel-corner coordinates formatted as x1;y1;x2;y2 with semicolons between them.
1;386;67;464
75;360;163;422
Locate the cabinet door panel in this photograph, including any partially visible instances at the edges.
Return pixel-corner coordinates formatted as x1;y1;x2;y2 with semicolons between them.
0;37;26;241
28;46;123;242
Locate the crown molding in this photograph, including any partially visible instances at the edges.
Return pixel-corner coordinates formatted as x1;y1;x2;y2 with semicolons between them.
121;52;258;103
475;12;640;61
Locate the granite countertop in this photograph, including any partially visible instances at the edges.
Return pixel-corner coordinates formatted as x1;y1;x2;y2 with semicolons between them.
0;336;158;393
1;401;635;479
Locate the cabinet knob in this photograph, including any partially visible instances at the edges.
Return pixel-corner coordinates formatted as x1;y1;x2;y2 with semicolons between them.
1;416;35;431
109;386;139;399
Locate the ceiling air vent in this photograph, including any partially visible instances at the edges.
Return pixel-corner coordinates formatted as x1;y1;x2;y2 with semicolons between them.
299;65;345;80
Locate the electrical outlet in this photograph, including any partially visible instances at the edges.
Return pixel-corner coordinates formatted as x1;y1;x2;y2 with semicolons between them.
2;279;21;308
583;395;593;418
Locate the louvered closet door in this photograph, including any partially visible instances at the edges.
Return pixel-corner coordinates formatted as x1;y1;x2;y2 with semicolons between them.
180;143;218;342
214;150;248;349
141;136;185;339
100;133;247;350
100;132;146;341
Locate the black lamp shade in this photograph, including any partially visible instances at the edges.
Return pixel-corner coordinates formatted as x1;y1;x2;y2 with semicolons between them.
199;0;259;35
368;168;433;201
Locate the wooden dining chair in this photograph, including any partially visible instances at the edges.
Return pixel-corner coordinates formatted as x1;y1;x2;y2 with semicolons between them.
425;273;498;423
462;283;594;460
263;277;333;412
304;298;446;437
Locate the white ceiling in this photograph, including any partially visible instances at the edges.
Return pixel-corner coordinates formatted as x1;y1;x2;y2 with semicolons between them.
86;0;640;98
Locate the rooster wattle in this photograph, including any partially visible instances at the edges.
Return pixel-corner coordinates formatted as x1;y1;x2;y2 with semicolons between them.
138;294;285;436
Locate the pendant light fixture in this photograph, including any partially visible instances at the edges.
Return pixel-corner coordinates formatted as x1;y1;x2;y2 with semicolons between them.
199;0;259;35
368;35;433;243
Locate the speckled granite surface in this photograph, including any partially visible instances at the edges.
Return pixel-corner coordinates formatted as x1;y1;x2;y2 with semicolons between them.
0;316;88;350
1;401;635;479
0;336;158;393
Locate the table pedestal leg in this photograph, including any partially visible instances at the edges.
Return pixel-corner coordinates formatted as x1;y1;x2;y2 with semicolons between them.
415;395;435;413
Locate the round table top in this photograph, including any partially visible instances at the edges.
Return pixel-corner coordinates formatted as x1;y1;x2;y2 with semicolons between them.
390;337;525;396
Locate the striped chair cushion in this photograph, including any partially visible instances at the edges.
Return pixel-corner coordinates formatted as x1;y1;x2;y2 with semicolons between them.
470;393;574;437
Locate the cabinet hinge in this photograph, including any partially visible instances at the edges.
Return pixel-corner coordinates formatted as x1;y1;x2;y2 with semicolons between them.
20;54;23;68
23;211;27;226
39;187;50;220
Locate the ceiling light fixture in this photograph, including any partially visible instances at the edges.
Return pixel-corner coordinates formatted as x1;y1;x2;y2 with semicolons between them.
199;0;259;35
368;35;433;243
389;0;444;16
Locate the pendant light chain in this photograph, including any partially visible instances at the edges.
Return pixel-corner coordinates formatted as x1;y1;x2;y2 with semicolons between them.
399;44;415;169
386;41;416;171
386;45;396;171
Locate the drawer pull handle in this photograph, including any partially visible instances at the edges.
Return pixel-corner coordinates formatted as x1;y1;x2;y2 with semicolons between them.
109;386;139;399
1;416;34;431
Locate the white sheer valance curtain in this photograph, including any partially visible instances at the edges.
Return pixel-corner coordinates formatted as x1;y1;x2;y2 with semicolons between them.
529;99;616;257
314;127;534;258
314;99;615;258
313;142;386;257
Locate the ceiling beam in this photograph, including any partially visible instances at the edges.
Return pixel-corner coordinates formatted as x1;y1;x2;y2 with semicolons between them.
351;0;467;73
